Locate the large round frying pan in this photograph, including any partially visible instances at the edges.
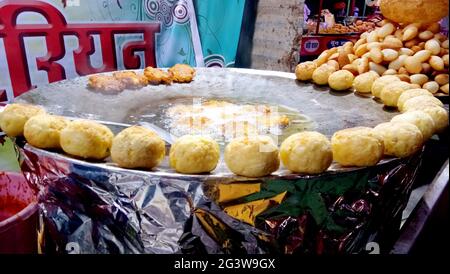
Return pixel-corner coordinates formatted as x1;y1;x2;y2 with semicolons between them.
15;68;402;177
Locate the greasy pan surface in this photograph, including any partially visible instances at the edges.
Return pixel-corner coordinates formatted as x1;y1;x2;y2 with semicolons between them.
15;68;400;176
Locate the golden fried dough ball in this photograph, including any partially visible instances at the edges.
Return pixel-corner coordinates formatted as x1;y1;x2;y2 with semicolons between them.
111;126;165;169
380;81;414;107
169;135;219;174
224;135;280;177
402;95;444;112
0;103;46;137
279;132;332;174
380;0;449;24
353;71;380;93
391;111;435;140
143;67;173;85
113;71;148;89
374;122;423;158
312;64;336;85
295;61;317;81
23;114;68;149
371;75;400;98
88;75;125;93
328;70;355;91
397;89;433;112
60;120;114;160
331;127;384;167
418;106;449;133
168;64;196;83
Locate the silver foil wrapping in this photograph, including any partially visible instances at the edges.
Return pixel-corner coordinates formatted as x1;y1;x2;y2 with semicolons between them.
17;142;423;254
19;144;273;254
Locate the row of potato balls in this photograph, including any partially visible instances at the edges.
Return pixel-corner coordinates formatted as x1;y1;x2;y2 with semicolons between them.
1;101;447;178
295;58;449;145
293;68;449;160
297;65;448;135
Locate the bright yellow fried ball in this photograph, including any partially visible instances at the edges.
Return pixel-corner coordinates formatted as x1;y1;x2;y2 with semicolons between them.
111;126;166;169
23;114;68;149
418;106;449;133
280;131;332;174
380;81;414;107
0;103;46;137
60;119;114;160
328;70;355;91
295;61;318;81
224;135;280;177
169;135;220;174
391;110;436;140
401;95;444;112
397;89;433;112
374;122;423;158
331;127;384;167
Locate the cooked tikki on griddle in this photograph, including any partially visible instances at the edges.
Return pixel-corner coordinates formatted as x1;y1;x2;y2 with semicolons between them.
113;70;148;89
143;66;173;85
168;63;196;83
87;74;126;93
87;64;196;92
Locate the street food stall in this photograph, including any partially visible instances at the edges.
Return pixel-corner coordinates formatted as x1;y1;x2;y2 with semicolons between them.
301;0;381;59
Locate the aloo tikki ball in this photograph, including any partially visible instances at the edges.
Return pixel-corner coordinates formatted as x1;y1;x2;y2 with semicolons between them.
111;126;166;170
280;131;332;174
24;114;68;149
374;122;423;158
224;135;280;177
331;127;384;167
169;135;220;174
60;119;114;160
0;103;46;137
391;110;436;140
418;106;449;133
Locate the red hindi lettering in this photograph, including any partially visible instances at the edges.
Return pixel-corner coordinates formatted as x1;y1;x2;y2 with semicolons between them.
0;0;160;97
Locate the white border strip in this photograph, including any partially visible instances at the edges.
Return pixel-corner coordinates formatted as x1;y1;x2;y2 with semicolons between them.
186;0;205;67
228;68;297;79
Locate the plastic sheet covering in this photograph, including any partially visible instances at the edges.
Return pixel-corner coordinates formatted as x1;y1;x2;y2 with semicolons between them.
11;135;423;254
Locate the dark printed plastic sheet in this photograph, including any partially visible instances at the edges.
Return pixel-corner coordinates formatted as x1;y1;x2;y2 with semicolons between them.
14;138;422;254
